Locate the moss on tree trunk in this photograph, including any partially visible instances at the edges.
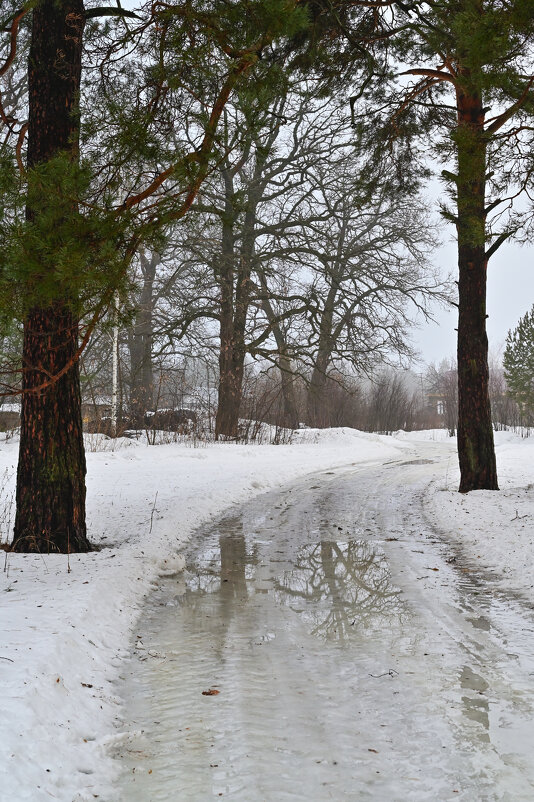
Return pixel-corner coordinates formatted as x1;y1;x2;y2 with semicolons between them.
12;0;90;552
455;84;498;492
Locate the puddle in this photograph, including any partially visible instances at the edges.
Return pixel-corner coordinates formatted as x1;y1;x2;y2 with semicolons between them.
397;458;436;465
114;462;534;801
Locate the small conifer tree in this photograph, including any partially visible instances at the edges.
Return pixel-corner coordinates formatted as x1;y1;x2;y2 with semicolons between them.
503;309;534;422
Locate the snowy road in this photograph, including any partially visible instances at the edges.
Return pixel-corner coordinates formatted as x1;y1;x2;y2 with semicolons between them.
114;443;534;801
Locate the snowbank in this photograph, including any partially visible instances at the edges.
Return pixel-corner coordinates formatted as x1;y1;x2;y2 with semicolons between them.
428;431;534;599
0;428;406;802
393;427;455;442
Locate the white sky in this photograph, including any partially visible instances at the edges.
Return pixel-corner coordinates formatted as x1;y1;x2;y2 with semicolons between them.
414;236;533;366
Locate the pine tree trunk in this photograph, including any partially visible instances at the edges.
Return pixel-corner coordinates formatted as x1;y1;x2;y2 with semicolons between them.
13;305;88;552
12;0;90;552
455;85;498;492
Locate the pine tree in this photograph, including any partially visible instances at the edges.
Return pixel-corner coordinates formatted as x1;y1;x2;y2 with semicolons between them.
317;0;534;491
11;0;90;552
503;309;534;421
1;0;308;552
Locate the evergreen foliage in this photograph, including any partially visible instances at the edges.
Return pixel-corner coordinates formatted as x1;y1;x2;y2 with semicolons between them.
504;308;534;417
334;0;534;492
0;0;311;552
0;0;310;337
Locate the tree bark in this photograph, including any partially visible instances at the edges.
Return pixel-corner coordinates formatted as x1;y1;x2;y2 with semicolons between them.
129;251;157;426
215;164;258;440
12;0;90;552
455;83;498;492
215;168;241;439
307;354;330;428
257;275;300;429
306;284;336;428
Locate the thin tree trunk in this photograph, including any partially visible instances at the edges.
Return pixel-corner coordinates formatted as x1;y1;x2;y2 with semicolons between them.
111;292;119;436
455;84;498;492
12;0;90;552
257;272;299;429
129;251;157;427
215;169;240;439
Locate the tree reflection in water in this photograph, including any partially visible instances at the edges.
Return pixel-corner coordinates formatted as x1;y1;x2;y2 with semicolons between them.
182;519;405;644
273;540;405;641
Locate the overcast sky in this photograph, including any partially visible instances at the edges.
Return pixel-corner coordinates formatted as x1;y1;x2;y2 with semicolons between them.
413;236;533;367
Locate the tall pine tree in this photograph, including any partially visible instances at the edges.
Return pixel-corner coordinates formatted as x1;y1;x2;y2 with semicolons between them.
1;0;308;552
332;0;534;491
12;0;90;552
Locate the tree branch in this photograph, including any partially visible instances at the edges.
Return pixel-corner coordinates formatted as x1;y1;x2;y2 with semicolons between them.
485;229;518;262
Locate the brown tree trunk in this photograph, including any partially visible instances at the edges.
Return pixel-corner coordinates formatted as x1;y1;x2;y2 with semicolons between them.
307;355;330;428
216;282;248;439
12;0;90;552
306;285;336;428
215;166;257;440
455;85;498;492
216;331;245;439
215;169;241;439
277;350;299;429
129;251;157;427
257;272;299;429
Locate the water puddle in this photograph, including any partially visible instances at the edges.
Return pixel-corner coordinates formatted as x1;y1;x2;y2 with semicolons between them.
114;464;534;801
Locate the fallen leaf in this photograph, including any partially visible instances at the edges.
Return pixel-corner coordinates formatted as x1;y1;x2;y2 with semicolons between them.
368;748;378;753
202;689;220;696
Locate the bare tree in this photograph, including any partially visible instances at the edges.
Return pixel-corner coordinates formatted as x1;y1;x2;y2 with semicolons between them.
127;249;159;425
426;360;458;437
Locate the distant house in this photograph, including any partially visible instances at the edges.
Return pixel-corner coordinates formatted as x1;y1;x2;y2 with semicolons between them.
81;400;112;426
426;392;446;417
0;402;20;431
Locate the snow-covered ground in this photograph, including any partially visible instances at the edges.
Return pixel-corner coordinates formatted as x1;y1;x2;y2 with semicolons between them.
1;426;534;801
424;429;534;599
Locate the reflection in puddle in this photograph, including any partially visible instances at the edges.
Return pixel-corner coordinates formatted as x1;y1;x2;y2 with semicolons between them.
186;523;405;643
460;665;490;740
115;468;534;802
274;540;403;640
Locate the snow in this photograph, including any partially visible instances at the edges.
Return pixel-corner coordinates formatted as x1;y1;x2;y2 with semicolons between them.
2;426;534;801
0;428;406;802
428;429;534;599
